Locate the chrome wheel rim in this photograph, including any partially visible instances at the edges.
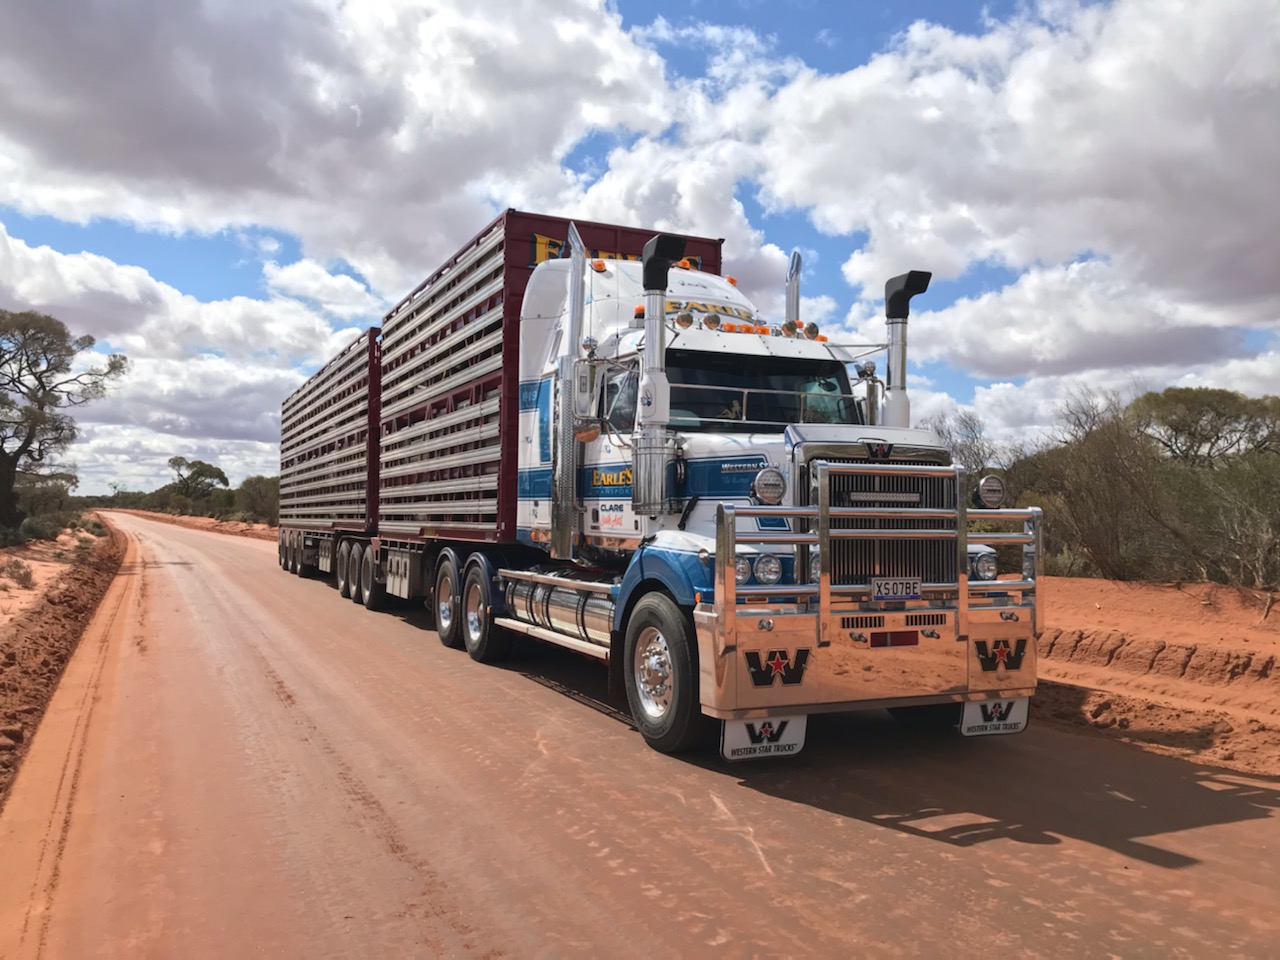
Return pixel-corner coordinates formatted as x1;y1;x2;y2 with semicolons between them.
464;581;483;644
437;572;454;633
633;626;673;720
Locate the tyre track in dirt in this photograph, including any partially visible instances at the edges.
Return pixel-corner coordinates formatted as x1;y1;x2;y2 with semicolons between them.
0;529;139;960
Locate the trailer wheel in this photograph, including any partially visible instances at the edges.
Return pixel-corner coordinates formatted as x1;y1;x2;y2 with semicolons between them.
279;535;288;569
348;542;366;604
623;593;703;754
360;547;387;612
888;703;962;729
434;556;463;648
461;563;510;663
289;535;303;575
336;540;353;598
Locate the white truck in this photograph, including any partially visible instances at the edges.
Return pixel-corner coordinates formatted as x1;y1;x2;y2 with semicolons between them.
279;209;1043;758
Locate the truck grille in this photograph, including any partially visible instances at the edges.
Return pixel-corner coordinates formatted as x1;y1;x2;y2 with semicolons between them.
823;458;957;586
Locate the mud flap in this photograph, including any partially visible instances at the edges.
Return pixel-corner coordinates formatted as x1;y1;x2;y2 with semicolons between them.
721;715;808;760
959;697;1030;736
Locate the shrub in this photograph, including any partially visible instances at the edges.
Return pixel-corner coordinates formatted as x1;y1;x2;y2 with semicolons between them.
83;519;107;537
18;516;62;542
1;558;35;588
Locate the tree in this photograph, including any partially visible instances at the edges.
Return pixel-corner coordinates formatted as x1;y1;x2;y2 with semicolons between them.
0;310;128;528
236;475;279;525
1129;387;1280;468
167;456;229;500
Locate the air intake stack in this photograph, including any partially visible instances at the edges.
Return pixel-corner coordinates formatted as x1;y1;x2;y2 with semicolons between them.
881;270;931;429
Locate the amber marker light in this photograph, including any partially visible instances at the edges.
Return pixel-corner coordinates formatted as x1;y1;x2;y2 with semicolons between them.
634;305;645;319
725;276;738;286
591;259;606;272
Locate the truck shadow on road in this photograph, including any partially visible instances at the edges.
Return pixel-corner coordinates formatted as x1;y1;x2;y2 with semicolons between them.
497;640;1280;870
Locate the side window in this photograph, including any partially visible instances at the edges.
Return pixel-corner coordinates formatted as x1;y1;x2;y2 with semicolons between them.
603;368;638;431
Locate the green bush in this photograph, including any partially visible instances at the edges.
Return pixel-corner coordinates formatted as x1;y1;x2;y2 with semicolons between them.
1;558;35;588
83;519;108;537
18;516;62;542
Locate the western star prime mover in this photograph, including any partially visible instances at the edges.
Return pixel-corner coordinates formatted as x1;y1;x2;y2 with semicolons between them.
279;208;1044;758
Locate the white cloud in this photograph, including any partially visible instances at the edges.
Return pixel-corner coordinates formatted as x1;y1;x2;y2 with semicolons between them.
1;0;1278;493
263;259;383;318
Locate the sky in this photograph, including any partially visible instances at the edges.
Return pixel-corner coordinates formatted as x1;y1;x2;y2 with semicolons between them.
1;0;1277;495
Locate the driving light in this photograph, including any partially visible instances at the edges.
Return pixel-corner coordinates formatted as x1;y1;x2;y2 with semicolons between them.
675;311;694;328
754;554;782;585
803;322;820;340
751;466;786;505
704;315;721;331
971;552;999;581
975;474;1006;508
734;554;752;585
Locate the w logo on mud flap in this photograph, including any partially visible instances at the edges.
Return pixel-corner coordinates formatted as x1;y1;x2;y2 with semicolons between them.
744;649;811;687
746;720;790;744
974;639;1027;672
979;701;1014;723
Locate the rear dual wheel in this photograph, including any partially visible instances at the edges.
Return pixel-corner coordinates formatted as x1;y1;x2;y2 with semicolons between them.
461;563;509;663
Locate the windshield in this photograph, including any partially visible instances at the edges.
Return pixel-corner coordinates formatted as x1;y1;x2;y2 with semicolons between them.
666;349;863;432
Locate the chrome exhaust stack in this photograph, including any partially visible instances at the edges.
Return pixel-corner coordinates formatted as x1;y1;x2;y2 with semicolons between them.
551;223;588;559
785;250;801;328
881;270;931;429
632;233;685;516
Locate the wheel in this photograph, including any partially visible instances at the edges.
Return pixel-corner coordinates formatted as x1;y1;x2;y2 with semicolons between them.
623;593;703;754
336;540;353;598
434;556;463;648
888;703;962;729
279;535;288;569
461;562;510;663
348;542;366;604
289;535;303;575
360;546;387;611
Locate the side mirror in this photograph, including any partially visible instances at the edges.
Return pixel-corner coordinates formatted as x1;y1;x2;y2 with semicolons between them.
572;357;597;419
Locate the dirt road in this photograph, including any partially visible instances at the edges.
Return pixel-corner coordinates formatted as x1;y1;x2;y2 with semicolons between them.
3;512;1279;958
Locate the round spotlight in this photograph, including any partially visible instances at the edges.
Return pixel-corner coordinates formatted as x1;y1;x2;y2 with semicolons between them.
975;474;1006;509
753;554;782;585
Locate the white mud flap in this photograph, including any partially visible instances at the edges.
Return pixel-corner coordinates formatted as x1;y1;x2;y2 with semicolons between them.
960;697;1030;736
721;715;808;761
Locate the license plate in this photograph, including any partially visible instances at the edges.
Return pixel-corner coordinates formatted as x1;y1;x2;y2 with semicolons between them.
721;715;807;761
960;698;1030;736
872;577;921;601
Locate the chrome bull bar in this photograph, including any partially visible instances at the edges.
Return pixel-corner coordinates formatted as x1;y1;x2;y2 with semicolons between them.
713;461;1044;647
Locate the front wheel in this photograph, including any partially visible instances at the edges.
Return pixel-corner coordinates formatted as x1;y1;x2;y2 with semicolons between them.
623;593;703;754
434;556;463;648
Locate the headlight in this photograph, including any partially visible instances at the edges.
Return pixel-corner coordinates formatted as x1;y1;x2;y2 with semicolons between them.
971;552;998;581
809;549;821;583
1023;553;1037;580
974;474;1006;509
753;554;782;585
734;554;752;585
751;466;786;505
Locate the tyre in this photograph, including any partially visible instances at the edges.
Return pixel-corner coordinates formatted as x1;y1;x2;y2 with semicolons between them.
279;535;288;569
336;540;353;598
289;535;302;575
348;541;365;605
888;703;962;729
623;593;703;754
461;562;510;663
360;546;387;611
434;556;463;648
